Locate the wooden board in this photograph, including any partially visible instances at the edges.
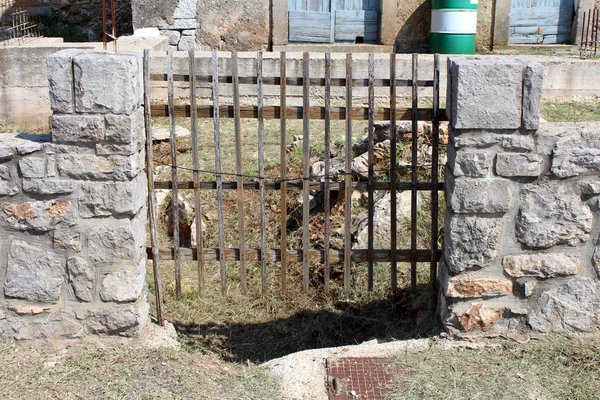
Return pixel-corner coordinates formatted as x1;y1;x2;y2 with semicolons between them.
509;0;574;44
289;11;332;42
334;10;379;42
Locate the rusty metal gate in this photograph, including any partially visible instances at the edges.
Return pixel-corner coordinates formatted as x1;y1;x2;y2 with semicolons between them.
143;50;444;325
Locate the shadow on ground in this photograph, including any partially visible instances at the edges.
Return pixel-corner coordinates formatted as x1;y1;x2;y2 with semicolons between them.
175;285;440;363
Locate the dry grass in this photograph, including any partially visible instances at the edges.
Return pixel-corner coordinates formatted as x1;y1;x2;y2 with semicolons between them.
541;98;600;122
0;342;279;400
387;335;600;400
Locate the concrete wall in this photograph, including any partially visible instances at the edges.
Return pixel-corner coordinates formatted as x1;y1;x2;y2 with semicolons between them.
0;49;150;340
133;0;494;53
441;56;600;336
0;36;168;133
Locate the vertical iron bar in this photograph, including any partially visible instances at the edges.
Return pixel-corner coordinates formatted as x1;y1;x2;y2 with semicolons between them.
257;50;268;295
367;53;375;292
102;0;107;50
280;52;288;294
232;51;248;295
167;48;182;297
302;52;311;293
189;49;205;298
212;50;227;295
111;0;117;52
323;53;332;293
344;53;353;292
431;54;441;303
410;53;418;290
143;49;164;326
389;53;398;293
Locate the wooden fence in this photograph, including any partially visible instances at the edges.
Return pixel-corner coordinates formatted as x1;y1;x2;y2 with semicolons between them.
144;50;444;325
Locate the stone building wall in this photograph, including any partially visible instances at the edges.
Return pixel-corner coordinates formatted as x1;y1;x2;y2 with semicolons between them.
0;49;149;340
442;56;600;336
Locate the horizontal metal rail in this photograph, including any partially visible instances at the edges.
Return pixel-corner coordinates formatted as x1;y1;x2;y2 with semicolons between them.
153;180;445;191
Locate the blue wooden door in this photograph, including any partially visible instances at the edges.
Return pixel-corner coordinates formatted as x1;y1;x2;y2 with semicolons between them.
288;0;380;43
509;0;574;44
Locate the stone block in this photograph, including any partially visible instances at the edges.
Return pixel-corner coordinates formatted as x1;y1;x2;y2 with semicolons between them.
88;213;145;263
2;313;84;340
594;243;600;278
18;157;45;178
442;268;513;299
453;133;503;149
158;18;198;29
160;30;181;46
459;303;504;332
52;115;105;143
496;153;541;177
47;49;86;114
57;153;140;181
79;174;146;218
448;178;511;214
528;277;600;332
448;57;524;130
579;179;600;195
73;52;141;114
522;62;544;131
0;142;13;160
515;279;537;298
2;201;76;232
95;143;140;156
503;253;579;278
4;240;65;304
54;227;82;252
22;178;74;195
86;300;149;336
0;165;18;196
15;140;43;155
445;216;503;274
178;35;197;51
453;150;492;177
551;134;600;178
501;135;534;152
173;0;198;19
100;260;145;302
104;108;144;144
516;183;593;249
68;257;94;302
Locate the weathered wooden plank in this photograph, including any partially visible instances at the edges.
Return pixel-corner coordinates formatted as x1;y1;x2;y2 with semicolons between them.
232;52;248;296
189;49;205;298
212;50;227;296
289;11;331;42
323;52;332;293
280;52;288;295
167;48;182;298
149;73;434;88
508;34;570;44
257;51;268;295
148;247;441;263
344;53;353;292
335;10;379;42
367;53;375;292
410;53;418;291
431;53;441;302
302;52;310;293
389;52;398;293
510;25;571;35
143;49;164;326
149;104;439;122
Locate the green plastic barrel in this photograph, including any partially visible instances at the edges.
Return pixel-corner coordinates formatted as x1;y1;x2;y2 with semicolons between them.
430;0;478;54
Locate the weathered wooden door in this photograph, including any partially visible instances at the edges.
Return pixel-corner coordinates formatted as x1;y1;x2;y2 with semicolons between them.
509;0;574;44
288;0;380;43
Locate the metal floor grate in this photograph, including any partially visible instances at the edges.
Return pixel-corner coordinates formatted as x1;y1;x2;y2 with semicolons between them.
326;357;398;399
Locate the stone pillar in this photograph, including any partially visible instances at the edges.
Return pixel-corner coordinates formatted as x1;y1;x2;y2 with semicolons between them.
442;56;600;336
0;49;149;340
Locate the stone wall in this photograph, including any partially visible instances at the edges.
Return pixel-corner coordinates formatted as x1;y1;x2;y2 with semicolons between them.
0;49;149;340
441;56;600;336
